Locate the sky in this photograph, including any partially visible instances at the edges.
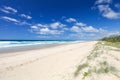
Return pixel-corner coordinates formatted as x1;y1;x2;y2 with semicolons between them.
0;0;120;40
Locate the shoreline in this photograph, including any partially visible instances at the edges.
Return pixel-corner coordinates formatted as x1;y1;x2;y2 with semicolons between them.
0;41;84;58
0;43;63;54
0;41;83;54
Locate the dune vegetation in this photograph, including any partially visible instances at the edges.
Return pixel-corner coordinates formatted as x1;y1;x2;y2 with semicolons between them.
74;36;120;80
101;35;120;42
101;35;120;48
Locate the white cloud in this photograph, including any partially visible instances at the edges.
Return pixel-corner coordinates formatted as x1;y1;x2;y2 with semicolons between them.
30;24;47;31
71;22;106;33
39;28;51;34
36;24;48;28
3;6;17;13
71;26;81;33
19;21;31;25
0;8;10;13
30;19;109;39
95;0;112;4
50;22;66;29
31;25;38;29
98;5;120;19
107;31;120;36
30;22;65;35
29;17;120;40
40;28;63;34
75;22;86;26
66;18;77;23
0;6;17;14
4;6;17;13
69;28;120;40
94;0;120;19
81;26;99;32
1;16;31;26
50;22;60;29
1;16;20;23
32;27;63;35
71;25;104;33
20;14;32;19
31;24;48;30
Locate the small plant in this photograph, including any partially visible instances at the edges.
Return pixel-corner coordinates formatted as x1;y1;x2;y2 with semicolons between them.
82;72;89;79
104;67;109;73
74;63;89;77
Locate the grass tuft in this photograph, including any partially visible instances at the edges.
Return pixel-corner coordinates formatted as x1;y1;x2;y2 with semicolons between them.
74;63;89;77
82;72;89;79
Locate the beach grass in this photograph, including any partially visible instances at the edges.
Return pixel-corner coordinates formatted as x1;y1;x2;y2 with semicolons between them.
101;35;120;48
74;40;120;79
74;63;89;77
101;35;120;42
104;41;120;48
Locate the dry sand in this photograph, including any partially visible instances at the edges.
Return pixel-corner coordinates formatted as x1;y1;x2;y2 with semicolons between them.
0;41;97;80
0;41;119;80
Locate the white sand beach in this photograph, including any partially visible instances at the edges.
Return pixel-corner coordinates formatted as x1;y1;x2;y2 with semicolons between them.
0;41;96;80
0;41;120;80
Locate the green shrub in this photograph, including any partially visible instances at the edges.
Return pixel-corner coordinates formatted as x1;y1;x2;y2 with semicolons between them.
101;35;120;42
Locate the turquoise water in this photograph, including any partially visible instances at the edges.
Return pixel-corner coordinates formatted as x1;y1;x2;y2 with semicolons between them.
0;40;79;49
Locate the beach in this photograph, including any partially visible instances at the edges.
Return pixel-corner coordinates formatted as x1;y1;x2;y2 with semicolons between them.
1;0;120;79
0;41;96;80
1;41;120;80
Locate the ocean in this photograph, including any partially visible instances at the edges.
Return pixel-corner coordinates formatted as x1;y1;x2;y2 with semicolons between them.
0;40;78;49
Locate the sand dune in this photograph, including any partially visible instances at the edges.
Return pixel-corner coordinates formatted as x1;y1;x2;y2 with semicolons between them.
74;42;120;80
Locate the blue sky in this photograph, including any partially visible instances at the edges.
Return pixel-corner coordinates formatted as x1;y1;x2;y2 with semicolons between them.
0;0;120;40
